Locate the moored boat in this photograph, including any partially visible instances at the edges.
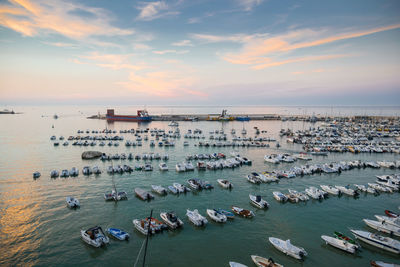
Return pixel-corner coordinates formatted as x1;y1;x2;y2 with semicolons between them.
66;196;80;208
269;237;307;260
370;260;400;267
186;209;208;226
231;206;254;218
251;255;283;267
321;235;358;253
249;194;269;209
207;209;227;223
351;229;400;254
217;179;233;189
363;219;400;237
151;185;167;195
134;188;154;201
81;226;109;247
273;191;287;202
385;210;399;218
106;228;129;240
160;211;184;229
375;215;400;228
133;219;155;235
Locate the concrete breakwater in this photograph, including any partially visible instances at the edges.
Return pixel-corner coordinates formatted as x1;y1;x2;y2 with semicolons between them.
87;113;400;121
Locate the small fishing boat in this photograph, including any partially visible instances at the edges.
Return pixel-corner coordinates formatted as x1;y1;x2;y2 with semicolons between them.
321;235;358;253
231;206;254;218
288;189;309;201
60;169;69;178
134;188;154;201
159;162;168;171
229;262;247;267
33;171;41;179
375;215;400;227
246;175;261;184
151;185;167;195
363;219;400;237
273;191;287;202
207;209;227;223
320;185;340;195
50;170;59;178
133;219;155;235
305;186;324;200
334;231;358;245
176;163;186;172
370;260;400;267
351;229;400;254
81;226;109;247
186;209;208;226
187;179;202;190
216;209;235;220
106;228;129;240
335;185;358;196
173;182;191;193
249;194;269;209
285;193;300;203
66;196;80;208
168;185;179;194
70;167;79;176
217;179;233;189
251;255;283;267
385;210;399;218
160;211;184;229
269;237;307;260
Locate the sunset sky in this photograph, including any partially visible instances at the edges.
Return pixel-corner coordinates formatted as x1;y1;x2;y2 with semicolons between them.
0;0;399;105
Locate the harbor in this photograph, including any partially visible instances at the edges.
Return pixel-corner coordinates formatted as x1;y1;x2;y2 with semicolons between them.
1;105;400;267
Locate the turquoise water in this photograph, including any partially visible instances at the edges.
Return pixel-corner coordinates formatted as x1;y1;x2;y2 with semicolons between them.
0;106;399;266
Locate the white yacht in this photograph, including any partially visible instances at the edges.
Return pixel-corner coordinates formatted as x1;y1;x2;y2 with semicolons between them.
186;209;208;226
269;237;307;260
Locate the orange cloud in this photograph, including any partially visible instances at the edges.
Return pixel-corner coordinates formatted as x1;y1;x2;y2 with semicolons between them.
196;24;400;69
0;0;133;40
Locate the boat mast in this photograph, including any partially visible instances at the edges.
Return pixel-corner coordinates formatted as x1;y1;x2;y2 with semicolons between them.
142;209;153;267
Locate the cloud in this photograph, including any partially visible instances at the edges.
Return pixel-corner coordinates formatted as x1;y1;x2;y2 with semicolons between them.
0;0;133;40
77;52;147;71
136;1;179;21
133;43;152;51
195;24;400;69
237;0;264;11
152;50;189;55
172;39;193;47
42;42;78;48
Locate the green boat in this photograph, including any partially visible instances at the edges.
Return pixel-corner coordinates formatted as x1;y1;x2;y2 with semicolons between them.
334;231;357;245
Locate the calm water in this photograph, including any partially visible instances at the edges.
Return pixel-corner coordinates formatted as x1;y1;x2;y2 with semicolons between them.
0;106;399;267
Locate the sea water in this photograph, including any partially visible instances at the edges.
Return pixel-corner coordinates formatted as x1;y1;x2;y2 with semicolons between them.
0;105;399;266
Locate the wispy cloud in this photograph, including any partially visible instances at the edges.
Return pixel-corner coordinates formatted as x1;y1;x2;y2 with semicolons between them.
133;43;152;51
171;39;193;47
0;0;133;40
136;1;179;21
78;52;147;71
153;49;189;55
194;24;400;69
237;0;264;11
42;42;78;48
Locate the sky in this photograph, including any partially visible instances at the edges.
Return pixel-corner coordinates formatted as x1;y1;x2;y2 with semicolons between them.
0;0;399;105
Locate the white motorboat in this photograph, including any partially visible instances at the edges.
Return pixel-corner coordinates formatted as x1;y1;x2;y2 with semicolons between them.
262;172;279;182
363;219;400;237
370;260;400;267
368;183;392;193
173;182;191;193
168;121;179;126
134;188;154;201
321;235;358;254
269;237;307;260
160;211;183;229
320;185;340;195
186;209;208;226
264;154;280;164
335;185;358;196
251;255;283;267
206;209;227;223
351;229;400;254
305;187;324;200
60;169;69;178
229;262;247;267
50;170;59;178
377;180;399;190
159;162;168;171
176;163;186;172
184;161;195;171
143;163;153;171
288;189;309;201
81;226;109;247
151;185;167;195
217;179;233;189
70;167;79;176
133;219;155;235
66;196;80;208
246;174;261;184
354;184;367;192
187;179;201;190
273;191;287;202
33;171;41;179
249;172;268;182
249;194;269;209
375;215;400;227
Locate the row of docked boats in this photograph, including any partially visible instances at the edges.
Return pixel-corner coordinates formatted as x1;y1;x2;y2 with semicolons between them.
47;166;100;178
197;140;271;148
100;152;169;161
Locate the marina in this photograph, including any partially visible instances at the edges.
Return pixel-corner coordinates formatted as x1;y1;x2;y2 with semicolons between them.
0;105;400;266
